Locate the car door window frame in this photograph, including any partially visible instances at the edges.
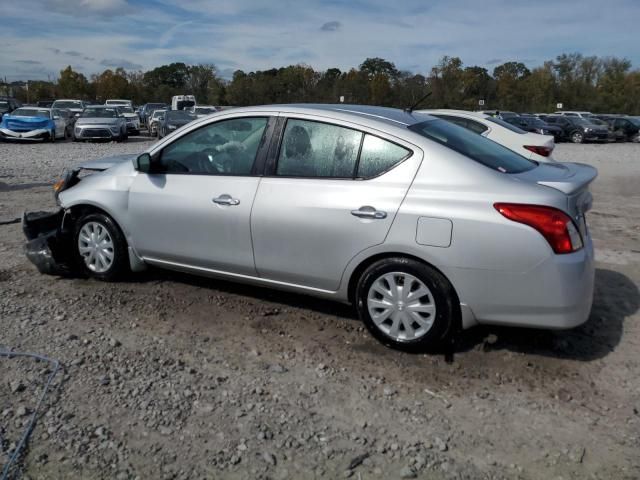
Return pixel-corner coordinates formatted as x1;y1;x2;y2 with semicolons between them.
149;115;276;177
263;116;413;180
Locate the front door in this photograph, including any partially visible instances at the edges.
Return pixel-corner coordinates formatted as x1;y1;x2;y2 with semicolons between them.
251;117;422;291
127;116;272;275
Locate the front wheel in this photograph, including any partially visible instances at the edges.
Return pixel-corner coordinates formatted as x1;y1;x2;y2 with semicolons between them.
73;213;129;281
571;131;584;144
355;257;457;352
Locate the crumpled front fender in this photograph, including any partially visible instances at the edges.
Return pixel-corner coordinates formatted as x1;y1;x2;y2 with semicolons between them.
23;209;74;275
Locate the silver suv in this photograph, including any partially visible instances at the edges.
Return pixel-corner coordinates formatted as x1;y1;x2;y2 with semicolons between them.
24;105;597;351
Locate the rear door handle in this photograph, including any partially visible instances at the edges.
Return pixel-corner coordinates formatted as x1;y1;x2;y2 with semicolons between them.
212;194;240;206
351;206;387;219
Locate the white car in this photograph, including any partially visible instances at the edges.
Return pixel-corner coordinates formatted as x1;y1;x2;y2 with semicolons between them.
555;111;593;118
114;105;141;135
106;99;133;108
418;109;556;162
191;105;218;118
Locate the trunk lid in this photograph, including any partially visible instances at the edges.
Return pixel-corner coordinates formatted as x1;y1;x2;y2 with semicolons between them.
512;162;597;235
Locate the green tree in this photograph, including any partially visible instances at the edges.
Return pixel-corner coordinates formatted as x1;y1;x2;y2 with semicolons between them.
57;66;89;99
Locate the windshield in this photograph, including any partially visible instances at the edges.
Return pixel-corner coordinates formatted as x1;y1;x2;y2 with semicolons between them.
487;117;527;134
523;117;545;127
627;117;640;126
117;106;134;113
573;118;592;126
409;119;536;174
53;101;83;109
166;111;196;121
82;107;119;118
11;108;50;118
147;103;166;110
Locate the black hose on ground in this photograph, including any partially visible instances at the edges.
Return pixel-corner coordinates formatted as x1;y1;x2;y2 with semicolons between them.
0;350;61;480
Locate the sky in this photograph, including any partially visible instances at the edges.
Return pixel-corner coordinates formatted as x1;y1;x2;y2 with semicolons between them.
1;0;639;81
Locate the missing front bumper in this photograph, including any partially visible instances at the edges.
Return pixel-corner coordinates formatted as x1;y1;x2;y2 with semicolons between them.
23;209;74;275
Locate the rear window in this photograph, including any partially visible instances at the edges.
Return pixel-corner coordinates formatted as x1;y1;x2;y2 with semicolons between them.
409;119;536;174
486;117;527;134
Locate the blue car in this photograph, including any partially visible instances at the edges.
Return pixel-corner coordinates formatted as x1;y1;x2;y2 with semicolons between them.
0;107;68;142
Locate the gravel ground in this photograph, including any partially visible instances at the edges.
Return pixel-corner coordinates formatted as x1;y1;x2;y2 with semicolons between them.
1;137;639;479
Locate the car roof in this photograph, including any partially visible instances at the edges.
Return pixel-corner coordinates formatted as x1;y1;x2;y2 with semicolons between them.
235;104;437;128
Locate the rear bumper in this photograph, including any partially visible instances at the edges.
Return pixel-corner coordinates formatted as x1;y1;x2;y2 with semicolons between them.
452;236;595;330
23;209;74;275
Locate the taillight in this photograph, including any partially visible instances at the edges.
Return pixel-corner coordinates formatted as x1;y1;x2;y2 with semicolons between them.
494;203;583;254
524;145;553;157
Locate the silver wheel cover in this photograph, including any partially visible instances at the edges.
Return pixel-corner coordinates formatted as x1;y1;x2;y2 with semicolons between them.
78;221;115;273
367;272;436;341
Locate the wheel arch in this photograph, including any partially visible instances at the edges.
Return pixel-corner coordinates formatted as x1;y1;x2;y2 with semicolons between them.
347;252;460;310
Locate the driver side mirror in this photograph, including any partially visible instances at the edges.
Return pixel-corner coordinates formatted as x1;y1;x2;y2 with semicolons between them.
135;153;153;173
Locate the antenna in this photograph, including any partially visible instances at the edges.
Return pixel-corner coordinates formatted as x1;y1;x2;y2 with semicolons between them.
404;91;432;114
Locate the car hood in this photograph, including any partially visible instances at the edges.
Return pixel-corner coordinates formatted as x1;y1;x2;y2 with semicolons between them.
76;117;121;125
76;153;138;171
1;115;53;130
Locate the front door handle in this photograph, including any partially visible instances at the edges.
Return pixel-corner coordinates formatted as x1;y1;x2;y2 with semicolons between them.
212;194;240;206
351;206;387;219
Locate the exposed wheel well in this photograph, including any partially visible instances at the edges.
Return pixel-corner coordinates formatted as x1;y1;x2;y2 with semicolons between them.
346;252;461;324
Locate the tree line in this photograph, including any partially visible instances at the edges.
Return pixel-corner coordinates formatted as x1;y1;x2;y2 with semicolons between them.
3;53;639;114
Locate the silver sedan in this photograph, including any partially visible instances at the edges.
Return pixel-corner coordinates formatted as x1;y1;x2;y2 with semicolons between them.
24;105;597;351
73;105;127;142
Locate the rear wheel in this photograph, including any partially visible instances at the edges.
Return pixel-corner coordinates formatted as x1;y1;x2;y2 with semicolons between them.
571;131;584;144
73;212;128;281
355;257;457;352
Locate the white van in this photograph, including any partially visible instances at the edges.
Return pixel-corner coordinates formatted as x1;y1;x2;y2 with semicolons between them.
171;95;196;111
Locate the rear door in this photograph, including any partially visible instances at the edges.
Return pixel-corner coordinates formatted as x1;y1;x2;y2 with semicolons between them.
251;116;422;291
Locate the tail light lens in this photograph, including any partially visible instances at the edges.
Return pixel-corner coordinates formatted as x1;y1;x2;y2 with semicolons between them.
524;145;553;157
494;203;583;254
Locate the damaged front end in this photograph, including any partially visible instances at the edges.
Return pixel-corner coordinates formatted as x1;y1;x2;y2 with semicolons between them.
23;209;74;276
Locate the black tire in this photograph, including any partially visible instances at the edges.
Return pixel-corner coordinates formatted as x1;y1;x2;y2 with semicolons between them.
50;129;56;143
73;212;129;281
570;131;584;144
355;257;457;352
64;125;72;141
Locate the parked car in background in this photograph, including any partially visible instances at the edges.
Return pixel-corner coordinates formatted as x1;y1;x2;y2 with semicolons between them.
73;105;127;142
25;105;597;352
504;115;563;140
545;115;609;143
157;109;196;138
114;104;141;135
0;96;21;120
191;105;218;118
37;100;55;108
140;103;168;127
420;109;556;162
52;99;87;117
597;116;640;142
147;109;166;137
53;108;76;139
105;99;133;108
480;110;518;119
555;111;593;118
0;107;67;142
